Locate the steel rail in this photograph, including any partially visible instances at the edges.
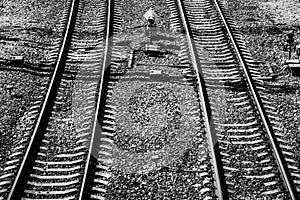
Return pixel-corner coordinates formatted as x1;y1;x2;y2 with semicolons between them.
7;0;79;199
78;0;112;198
212;0;297;199
176;0;224;199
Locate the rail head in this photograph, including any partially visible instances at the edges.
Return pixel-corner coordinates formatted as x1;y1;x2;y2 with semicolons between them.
7;0;78;199
212;0;297;199
176;0;224;199
78;0;112;198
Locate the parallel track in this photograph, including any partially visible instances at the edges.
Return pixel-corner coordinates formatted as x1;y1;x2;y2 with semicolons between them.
212;0;297;199
175;0;223;198
182;0;298;199
3;0;298;199
7;0;109;199
79;0;112;198
5;0;78;199
80;0;224;199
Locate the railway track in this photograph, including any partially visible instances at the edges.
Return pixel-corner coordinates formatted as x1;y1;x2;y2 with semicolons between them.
0;0;75;199
6;0;108;199
2;0;298;199
78;0;225;199
181;0;298;199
